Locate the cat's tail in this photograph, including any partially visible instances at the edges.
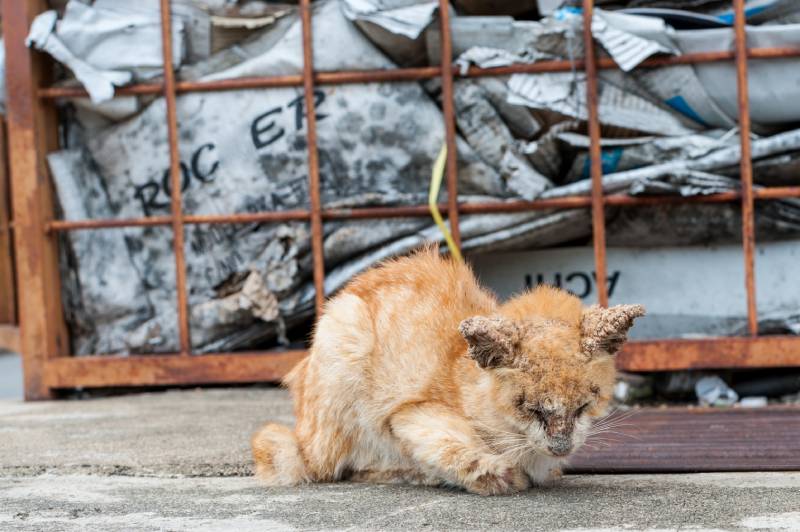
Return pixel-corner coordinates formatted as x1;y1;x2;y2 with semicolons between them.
251;423;308;485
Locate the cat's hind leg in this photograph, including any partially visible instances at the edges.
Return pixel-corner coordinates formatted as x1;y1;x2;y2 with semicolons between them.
251;423;308;485
389;403;529;496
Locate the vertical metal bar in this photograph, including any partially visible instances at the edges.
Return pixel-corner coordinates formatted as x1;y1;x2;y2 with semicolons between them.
0;119;17;324
299;0;326;315
159;0;192;354
733;0;758;336
437;0;461;248
3;0;70;399
581;0;609;307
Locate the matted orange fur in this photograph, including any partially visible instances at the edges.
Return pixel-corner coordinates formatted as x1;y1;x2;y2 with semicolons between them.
252;246;645;495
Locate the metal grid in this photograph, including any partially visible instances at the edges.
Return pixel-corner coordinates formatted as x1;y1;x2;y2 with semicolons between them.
6;0;800;399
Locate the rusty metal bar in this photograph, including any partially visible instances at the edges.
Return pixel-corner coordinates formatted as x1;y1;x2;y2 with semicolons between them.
437;0;462;248
617;335;800;371
44;350;308;389
300;0;327;316
581;0;609;307
3;0;70;400
43;186;800;233
36;334;800;387
755;186;800;199
160;0;192;355
733;0;759;337
37;46;800;100
0;119;16;325
48;215;176;232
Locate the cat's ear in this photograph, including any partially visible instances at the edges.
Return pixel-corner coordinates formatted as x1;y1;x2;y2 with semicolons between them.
459;316;521;369
580;304;645;357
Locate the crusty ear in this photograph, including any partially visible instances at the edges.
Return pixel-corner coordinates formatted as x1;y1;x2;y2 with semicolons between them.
581;304;645;357
459;316;521;368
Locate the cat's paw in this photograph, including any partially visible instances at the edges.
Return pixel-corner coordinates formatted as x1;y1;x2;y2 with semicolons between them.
464;456;529;496
525;456;565;487
535;466;562;487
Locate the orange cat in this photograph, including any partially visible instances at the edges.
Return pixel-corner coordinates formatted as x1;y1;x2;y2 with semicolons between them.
252;247;644;495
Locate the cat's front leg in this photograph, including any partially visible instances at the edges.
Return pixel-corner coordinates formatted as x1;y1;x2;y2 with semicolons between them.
523;454;564;486
389;403;529;496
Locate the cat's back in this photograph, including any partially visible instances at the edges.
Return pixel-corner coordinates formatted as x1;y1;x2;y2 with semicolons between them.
345;247;496;331
307;247;496;395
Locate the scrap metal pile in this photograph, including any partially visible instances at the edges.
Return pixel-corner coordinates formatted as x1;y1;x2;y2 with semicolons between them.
27;0;800;354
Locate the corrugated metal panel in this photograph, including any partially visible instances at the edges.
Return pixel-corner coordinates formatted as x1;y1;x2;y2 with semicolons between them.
569;406;800;472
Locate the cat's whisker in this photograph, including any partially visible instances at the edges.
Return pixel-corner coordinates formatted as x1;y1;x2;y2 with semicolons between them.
592;425;636;434
593;417;637;429
591;418;637;431
588;426;639;438
594;410;638;425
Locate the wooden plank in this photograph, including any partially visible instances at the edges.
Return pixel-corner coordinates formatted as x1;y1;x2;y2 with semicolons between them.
44;351;307;389
0;324;20;353
3;0;70;400
618;336;800;371
0;119;16;324
569;406;800;473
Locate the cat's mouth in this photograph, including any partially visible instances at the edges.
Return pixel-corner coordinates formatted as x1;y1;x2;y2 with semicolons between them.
546;447;572;458
546;435;573;457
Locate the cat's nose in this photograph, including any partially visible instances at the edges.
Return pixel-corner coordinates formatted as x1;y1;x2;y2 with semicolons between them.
547;436;572;457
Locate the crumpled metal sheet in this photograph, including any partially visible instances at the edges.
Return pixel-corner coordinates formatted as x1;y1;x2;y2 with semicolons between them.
542;127;800;199
591;9;678;71
341;0;438;38
26;9;134;103
507;71;701;136
26;0;236;103
587;7;800;128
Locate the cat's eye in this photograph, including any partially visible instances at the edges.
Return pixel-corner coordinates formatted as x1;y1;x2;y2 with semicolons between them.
514;395;526;409
575;402;591;416
528;406;547;424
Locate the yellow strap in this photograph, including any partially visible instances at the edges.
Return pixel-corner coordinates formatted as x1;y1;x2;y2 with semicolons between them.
428;144;463;263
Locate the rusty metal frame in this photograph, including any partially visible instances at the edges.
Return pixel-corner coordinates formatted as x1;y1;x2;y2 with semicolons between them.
5;0;800;399
0;118;16;327
0;114;19;354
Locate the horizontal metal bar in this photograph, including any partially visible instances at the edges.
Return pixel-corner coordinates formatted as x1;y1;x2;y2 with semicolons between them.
43;187;800;232
755;186;800;199
46;211;312;232
37;46;800;100
43;350;307;389
185;210;311;224
39;334;800;390
617;335;800;372
46;216;174;231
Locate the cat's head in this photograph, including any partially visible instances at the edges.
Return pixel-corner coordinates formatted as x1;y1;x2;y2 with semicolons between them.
459;292;644;458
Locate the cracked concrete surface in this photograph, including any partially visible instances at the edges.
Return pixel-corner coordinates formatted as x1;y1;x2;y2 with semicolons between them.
2;388;800;531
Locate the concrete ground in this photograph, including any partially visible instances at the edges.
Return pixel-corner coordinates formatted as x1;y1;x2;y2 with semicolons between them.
2;388;800;531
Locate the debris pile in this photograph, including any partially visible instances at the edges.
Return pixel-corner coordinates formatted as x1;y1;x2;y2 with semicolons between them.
25;0;800;354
